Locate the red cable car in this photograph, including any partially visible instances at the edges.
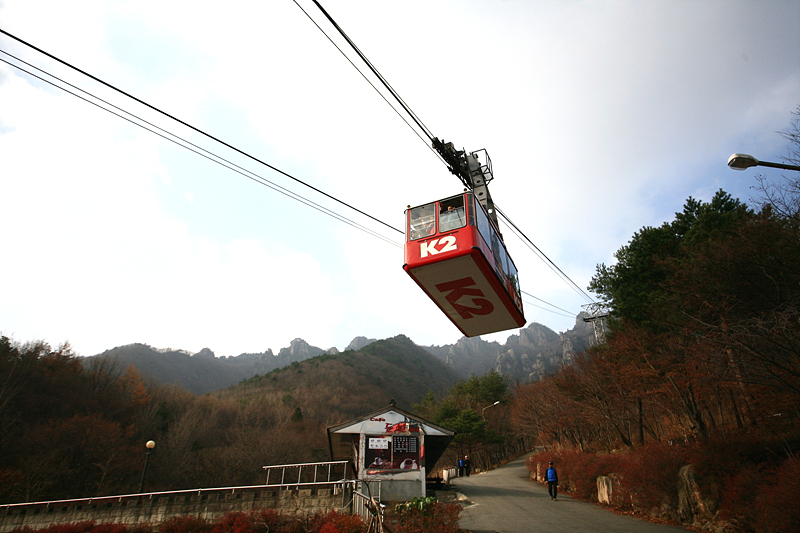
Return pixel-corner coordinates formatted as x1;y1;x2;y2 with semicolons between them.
403;191;525;337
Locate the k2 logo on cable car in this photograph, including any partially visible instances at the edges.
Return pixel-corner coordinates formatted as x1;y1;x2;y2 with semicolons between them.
420;236;457;257
435;277;494;319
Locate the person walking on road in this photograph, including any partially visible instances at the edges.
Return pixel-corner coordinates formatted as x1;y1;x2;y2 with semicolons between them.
463;455;471;477
546;461;558;500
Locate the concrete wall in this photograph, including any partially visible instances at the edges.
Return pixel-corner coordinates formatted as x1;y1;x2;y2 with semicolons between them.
0;487;347;533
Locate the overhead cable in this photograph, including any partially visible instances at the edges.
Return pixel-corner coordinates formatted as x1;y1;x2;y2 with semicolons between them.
521;291;577;316
0;27;403;237
0;50;402;248
306;0;435;141
497;206;596;304
521;300;576;319
294;0;445;169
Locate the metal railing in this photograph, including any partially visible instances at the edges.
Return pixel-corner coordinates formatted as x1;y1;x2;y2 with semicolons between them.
2;462;374;515
262;460;348;488
0;484;297;510
352;490;386;533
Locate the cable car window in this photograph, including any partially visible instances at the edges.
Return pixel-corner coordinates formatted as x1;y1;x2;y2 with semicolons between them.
507;257;520;296
467;194;476;227
474;199;492;249
496;237;510;277
438;196;466;233
491;227;504;277
409;203;436;241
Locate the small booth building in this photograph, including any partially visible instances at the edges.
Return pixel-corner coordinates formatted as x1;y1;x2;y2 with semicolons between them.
327;406;454;502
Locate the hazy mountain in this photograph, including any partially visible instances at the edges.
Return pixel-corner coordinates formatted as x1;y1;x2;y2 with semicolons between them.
224;335;461;422
422;315;596;382
86;316;596;394
88;338;337;394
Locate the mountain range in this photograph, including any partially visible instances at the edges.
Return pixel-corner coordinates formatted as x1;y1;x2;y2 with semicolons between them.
87;315;597;394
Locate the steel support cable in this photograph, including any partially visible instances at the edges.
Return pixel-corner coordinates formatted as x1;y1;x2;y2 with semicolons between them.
0;54;403;248
521;299;576;319
0;27;403;237
521;291;576;316
291;0;440;162
294;0;449;170
306;0;436;142
0;49;400;247
496;206;595;304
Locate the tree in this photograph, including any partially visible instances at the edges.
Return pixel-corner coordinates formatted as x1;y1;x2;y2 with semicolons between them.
752;105;800;221
589;190;751;331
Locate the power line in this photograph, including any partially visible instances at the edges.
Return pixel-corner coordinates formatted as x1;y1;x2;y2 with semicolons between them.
308;0;435;141
521;291;577;317
0;27;403;238
293;1;446;167
0;50;403;248
497;206;596;304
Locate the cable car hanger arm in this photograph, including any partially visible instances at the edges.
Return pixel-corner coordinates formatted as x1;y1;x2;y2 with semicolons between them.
432;137;500;231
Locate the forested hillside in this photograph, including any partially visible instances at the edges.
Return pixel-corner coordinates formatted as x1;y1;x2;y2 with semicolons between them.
0;334;459;504
219;335;461;425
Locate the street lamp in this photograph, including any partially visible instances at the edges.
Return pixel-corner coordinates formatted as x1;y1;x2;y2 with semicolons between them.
727;153;800;172
138;440;155;494
482;401;500;420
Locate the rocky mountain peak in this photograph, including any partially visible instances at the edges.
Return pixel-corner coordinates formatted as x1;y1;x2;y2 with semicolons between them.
346;336;377;352
193;348;216;359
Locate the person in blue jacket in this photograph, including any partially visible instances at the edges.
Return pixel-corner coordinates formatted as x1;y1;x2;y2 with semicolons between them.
546;461;558;500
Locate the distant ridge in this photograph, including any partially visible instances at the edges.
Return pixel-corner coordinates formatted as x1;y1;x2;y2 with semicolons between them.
85;316;595;394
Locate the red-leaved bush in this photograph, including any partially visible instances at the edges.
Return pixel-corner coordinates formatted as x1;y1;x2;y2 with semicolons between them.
615;442;686;511
752;456;800;533
388;502;461;533
308;511;366;533
7;510;369;533
526;435;800;532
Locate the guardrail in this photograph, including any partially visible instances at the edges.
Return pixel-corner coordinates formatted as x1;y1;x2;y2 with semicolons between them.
0;485;279;509
263;460;348;488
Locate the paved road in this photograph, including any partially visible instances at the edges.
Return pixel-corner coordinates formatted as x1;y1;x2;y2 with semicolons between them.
451;454;689;533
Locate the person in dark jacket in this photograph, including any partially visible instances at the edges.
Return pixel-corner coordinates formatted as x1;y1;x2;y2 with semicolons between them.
546;461;558;500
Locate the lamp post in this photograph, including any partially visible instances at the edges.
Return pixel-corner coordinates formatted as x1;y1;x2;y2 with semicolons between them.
482;401;500;420
727;153;800;172
138;440;155;494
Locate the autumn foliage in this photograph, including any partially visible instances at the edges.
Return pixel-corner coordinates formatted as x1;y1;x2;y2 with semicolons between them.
513;109;800;533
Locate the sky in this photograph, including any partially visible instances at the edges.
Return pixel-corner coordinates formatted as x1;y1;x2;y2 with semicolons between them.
1;0;799;357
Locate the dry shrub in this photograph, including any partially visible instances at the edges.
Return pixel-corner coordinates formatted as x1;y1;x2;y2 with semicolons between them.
6;523;139;533
159;516;213;533
616;442;687;511
388;502;461;533
7;523;96;533
752;457;800;533
210;512;256;533
90;524;132;533
308;511;366;533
